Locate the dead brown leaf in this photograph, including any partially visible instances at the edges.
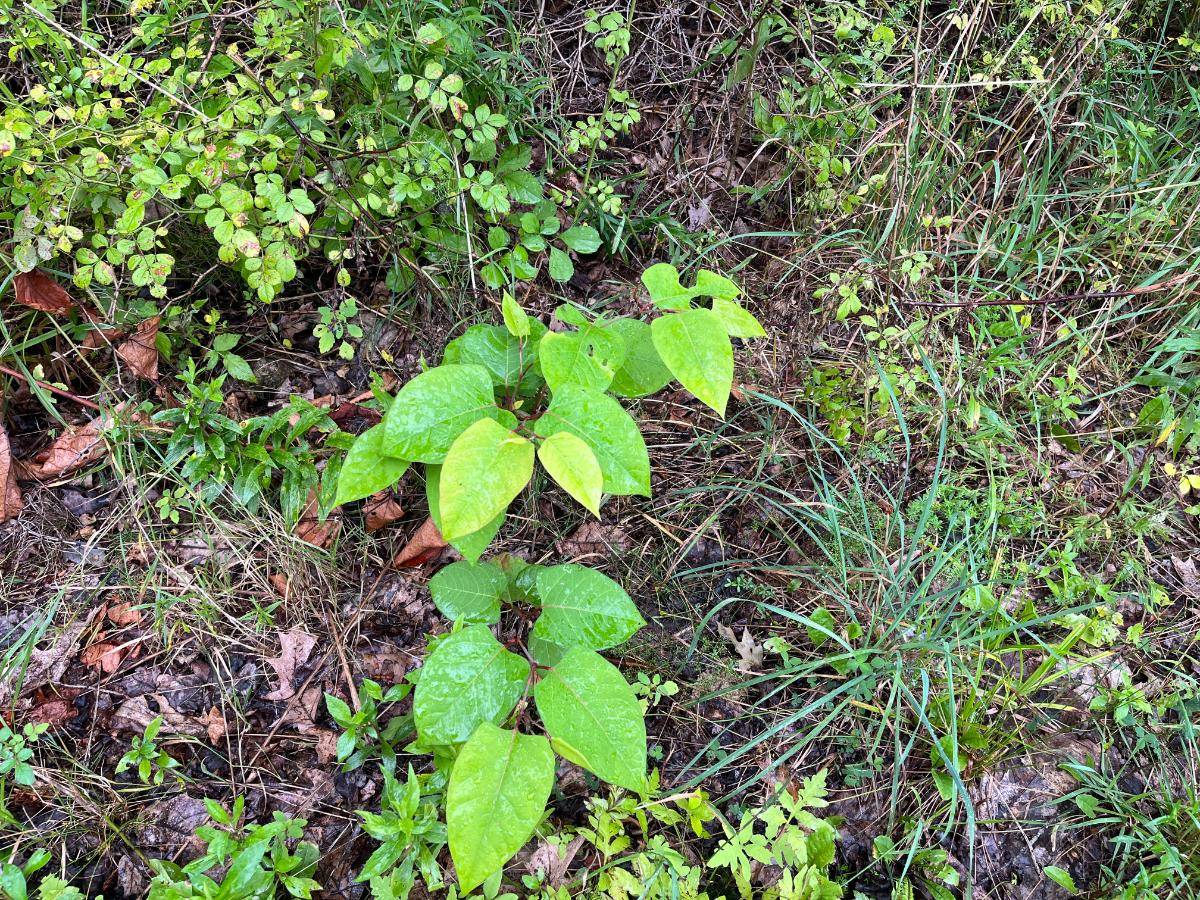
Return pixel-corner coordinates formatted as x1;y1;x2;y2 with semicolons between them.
364;493;404;532
263;629;318;701
116;315;161;380
526;836;586;888
717;623;764;673
391;515;447;567
315;729;339;764
28;699;77;727
81;635;128;674
13;268;76;316
269;573;291;599
200;706;227;744
107;602;143;627
0;620;89;706
294;490;340;548
556;521;632;559
36;407;127;478
0;425;22;523
112;693;205;737
1172;555;1200;599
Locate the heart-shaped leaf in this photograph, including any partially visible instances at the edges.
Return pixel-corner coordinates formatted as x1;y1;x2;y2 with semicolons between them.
381;364;501;462
534;386;650;496
537;432;603;516
439;418;534;541
651;308;733;417
534;648;646;792
429;560;508;624
447;723;554;892
413;625;529;746
531;563;644;650
426;464;505;564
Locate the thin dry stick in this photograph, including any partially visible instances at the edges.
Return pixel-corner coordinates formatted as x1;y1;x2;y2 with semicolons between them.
0;364;103;411
902;271;1193;309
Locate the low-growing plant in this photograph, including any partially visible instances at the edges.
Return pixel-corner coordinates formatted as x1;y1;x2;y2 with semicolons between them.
0;722;46;824
325;678;412;773
0;849;84;900
354;765;448;896
407;555;648;890
334;265;764;558
148;797;319;900
115;715;181;786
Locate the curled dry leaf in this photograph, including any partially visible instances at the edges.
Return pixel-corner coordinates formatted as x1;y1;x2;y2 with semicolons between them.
28;699;77;727
269;573;291;599
391;515;447;567
717;623;764;673
200;706;227;744
80;637;127;674
13;268;76;316
364;493;404;532
294;489;340;548
0;425;22;523
107;601;143;627
115;315;161;380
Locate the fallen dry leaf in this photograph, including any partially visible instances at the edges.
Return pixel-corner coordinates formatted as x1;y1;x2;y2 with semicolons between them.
116;315;160;380
392;515;447;567
0;425;22;523
315;729;339;764
329;401;382;433
269;573;291;599
36;406;132;478
0;620;89;706
200;706;227;744
13;268;76;316
717;623;764;673
557;521;632;559
263;629;318;702
364;493;404;532
525;835;586;888
112;693;205;737
107;602;143;627
294;490;340;548
1172;555;1200;599
28;699;77;727
81;633;138;674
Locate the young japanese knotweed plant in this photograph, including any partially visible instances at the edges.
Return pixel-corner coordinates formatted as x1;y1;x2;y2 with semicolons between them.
333;263;765;557
413;554;648;892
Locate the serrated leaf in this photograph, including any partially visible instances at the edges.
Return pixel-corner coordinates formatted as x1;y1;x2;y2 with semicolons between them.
641;263;692;310
534;386;650;496
651;308;733;417
429;560;508;624
548;246;574;282
413;625;530;745
439;418;534;541
531;563;644;650
538;327;625;394
381;364;501;463
426;464;505;564
335;425;410;506
560;225;601;254
537;432;603;516
501;292;529;337
711;297;765;338
534;648;646;791
605;318;672;398
447;724;554;892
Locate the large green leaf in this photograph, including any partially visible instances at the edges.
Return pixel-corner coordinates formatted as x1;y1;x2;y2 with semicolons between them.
413;625;529;746
711;297;765;338
531;564;645;650
439;418;534;541
538;327;625;394
534;648;646;792
605;318;673;398
334;424;410;505
640;263;692;310
429;561;508;624
426;464;506;564
442;323;546;395
446;723;554;892
534;386;650;496
537;431;603;516
693;269;741;301
381;364;501;462
501;292;530;337
651;308;733;417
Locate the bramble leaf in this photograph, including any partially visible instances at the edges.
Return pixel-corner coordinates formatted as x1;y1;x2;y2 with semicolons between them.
381;364;501;462
651;308;733;417
534;648;646;791
334;424;410;505
537;432;603;516
439;418;534;541
531;563;645;650
429;560;508;624
447;723;554;892
535;386;650;496
413;625;529;745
